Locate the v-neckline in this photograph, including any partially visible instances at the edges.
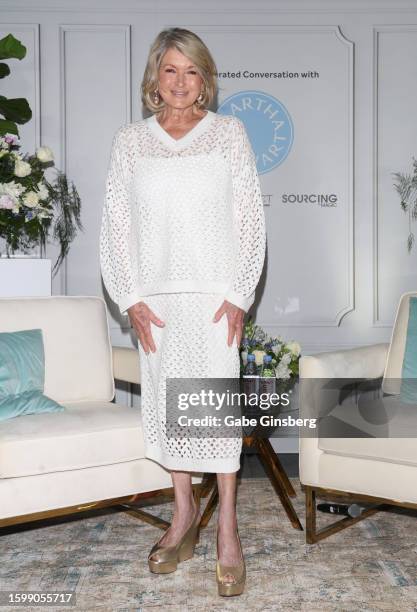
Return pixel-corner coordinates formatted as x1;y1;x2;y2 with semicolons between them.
147;110;215;149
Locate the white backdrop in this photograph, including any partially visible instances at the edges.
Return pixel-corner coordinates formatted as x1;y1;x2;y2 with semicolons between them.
2;0;417;448
210;25;353;328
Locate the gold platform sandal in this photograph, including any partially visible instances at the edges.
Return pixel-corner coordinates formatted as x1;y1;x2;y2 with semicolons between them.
147;500;200;574
216;529;246;597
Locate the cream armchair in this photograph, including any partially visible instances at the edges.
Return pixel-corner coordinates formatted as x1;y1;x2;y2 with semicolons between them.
0;296;201;531
299;291;417;543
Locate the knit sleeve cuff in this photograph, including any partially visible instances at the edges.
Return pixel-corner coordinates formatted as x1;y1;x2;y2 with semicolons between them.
224;289;255;313
118;291;145;316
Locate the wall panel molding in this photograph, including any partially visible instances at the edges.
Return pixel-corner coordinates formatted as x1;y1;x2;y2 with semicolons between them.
372;25;417;327
181;24;354;327
3;0;417;15
58;23;131;297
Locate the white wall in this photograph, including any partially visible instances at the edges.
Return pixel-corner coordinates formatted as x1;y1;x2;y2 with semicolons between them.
2;0;417;430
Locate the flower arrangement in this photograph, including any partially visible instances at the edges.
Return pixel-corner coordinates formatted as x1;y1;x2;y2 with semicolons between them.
239;315;301;380
0;132;82;275
0;33;82;275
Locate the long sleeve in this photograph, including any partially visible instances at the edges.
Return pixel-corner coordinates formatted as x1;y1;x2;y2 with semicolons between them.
224;117;266;312
99;127;143;316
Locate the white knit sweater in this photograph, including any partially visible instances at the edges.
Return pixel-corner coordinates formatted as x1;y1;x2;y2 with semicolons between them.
99;109;266;315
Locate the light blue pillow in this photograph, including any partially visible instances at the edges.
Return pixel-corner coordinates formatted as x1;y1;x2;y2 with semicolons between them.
400;297;417;404
0;329;64;421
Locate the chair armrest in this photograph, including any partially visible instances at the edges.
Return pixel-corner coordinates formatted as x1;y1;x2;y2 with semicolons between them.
112;346;140;384
299;342;390;380
299;343;390;486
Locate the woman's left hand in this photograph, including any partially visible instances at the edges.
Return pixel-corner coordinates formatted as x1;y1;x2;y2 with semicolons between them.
212;300;245;347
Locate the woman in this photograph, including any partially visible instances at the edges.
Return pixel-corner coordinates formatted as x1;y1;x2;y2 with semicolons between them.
99;27;266;597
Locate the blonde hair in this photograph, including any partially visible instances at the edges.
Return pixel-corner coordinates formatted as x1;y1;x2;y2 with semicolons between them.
141;28;218;113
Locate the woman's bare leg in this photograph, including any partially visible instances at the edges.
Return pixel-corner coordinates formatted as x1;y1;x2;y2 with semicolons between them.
157;470;199;547
217;472;241;583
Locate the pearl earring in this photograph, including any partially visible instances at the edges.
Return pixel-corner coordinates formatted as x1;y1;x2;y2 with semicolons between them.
153;89;160;104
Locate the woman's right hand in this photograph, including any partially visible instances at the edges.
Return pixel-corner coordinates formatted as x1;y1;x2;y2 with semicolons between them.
127;301;165;354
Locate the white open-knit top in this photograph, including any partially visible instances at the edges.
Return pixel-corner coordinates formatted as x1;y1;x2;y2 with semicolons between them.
99;109;266;315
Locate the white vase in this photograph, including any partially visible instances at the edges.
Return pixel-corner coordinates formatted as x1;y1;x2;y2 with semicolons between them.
0;257;52;297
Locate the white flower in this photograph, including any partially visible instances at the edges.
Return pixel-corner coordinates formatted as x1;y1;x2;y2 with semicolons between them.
281;352;292;365
253;350;266;366
36;146;54;163
1;180;25;198
0;194;17;210
275;363;291;380
271;343;282;355
36;181;49;200
241;350;248;366
14;160;32;177
286;341;301;356
23;191;40;208
0;134;19;149
3;133;20;147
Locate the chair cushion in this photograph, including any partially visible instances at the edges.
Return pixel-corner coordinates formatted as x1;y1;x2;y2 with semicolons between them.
319;436;417;466
0;401;144;478
0;296;115;403
319;292;417;469
318;393;417;465
383;291;417;395
0;328;63;421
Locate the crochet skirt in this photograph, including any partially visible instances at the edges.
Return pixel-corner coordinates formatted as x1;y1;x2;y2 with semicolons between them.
138;292;242;473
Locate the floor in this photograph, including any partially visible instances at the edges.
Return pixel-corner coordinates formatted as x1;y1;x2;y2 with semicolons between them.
2;454;417;611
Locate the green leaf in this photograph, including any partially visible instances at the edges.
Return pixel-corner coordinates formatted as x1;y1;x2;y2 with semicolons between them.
0;96;32;124
0;118;18;136
0;62;10;78
0;34;26;61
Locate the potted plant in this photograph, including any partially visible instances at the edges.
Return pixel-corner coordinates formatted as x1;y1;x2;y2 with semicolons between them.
392;156;417;252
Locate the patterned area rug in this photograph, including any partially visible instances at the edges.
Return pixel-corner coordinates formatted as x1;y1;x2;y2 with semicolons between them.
1;477;417;611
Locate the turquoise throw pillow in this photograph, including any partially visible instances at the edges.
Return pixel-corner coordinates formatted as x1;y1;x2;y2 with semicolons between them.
400;297;417;404
0;329;64;421
0;389;63;421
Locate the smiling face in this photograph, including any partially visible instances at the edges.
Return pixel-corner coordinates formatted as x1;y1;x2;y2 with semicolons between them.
157;47;204;111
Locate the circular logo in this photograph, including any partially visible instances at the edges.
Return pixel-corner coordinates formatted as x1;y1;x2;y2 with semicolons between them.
218;90;293;174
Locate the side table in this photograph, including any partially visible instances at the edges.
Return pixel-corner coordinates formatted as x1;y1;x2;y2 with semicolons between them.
198;434;303;531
